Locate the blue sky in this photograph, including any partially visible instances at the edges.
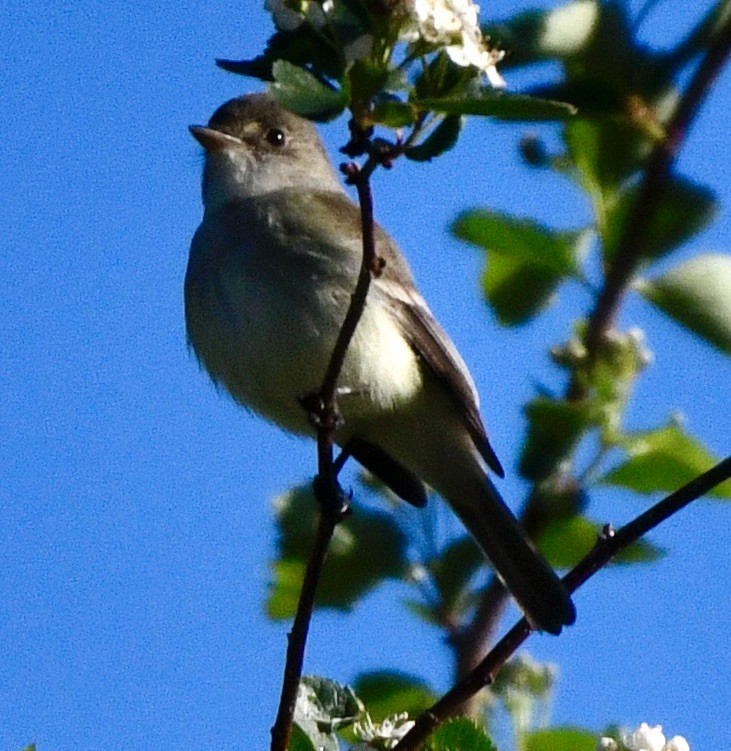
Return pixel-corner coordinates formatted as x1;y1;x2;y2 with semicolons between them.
1;1;729;750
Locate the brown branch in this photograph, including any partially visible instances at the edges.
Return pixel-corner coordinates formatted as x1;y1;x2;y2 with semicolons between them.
452;7;731;680
318;161;380;408
452;578;507;680
395;456;731;751
270;510;343;751
583;8;731;360
563;455;731;591
268;99;431;747
269;159;380;751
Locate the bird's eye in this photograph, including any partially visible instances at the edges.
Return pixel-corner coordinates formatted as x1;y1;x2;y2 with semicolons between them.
265;128;286;147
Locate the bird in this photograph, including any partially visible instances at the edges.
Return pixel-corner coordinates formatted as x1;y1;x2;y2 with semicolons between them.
185;92;575;634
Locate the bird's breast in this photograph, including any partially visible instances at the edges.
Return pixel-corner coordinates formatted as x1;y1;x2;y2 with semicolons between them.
185;221;422;435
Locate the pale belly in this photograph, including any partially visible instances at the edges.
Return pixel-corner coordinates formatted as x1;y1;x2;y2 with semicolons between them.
185;248;423;437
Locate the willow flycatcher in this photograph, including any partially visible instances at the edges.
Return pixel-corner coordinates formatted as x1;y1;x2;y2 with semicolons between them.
186;93;575;633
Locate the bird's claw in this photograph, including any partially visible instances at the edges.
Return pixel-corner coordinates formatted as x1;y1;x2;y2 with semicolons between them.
298;391;346;430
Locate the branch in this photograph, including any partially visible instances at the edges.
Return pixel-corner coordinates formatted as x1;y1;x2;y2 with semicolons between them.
451;578;507;680
583;8;731;360
269;158;380;751
268;97;432;747
319;160;381;407
270;510;343;751
564;455;731;591
395;456;731;751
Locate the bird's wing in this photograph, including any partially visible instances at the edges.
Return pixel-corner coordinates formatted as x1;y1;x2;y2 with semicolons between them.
373;268;504;478
266;189;504;478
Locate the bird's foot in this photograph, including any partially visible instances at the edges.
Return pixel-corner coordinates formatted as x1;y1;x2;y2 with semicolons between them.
298;390;352;430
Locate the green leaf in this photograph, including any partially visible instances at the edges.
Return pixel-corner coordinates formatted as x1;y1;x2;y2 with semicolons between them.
525;727;597;751
482;256;564;325
425;718;497;751
429;535;483;614
530;79;628;117
520;397;593;481
348;59;391;104
483;1;603;68
490;0;666;102
416;91;576;121
405;115;463;162
604;176;717;264
289;724;317;751
614;538;665;565
291;720;338;751
488;0;674;133
353;671;436;722
564;118;646;201
638;253;731;355
536;516;596;569
402;599;443;626
299;676;362;730
268;558;308;620
372;98;415;127
413;51;478;100
453;211;582;275
267;486;408;619
601;424;731;499
537;516;665;568
217;27;343;82
270;60;347;121
453;211;588;325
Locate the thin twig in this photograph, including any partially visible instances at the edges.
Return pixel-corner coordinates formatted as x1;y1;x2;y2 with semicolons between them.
269;158;380;751
270;510;343;751
319;160;380;405
269;99;434;748
396;456;731;751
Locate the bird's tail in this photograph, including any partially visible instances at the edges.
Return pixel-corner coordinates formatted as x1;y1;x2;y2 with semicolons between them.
351;403;575;633
446;470;575;635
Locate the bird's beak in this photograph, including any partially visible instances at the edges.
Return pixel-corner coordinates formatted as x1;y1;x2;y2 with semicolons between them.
189;126;243;152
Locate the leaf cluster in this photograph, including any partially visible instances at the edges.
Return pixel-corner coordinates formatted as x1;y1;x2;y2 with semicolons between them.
219;0;575;164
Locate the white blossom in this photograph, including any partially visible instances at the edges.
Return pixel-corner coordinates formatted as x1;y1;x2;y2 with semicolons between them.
664;737;690;751
596;738;619;751
354;712;415;750
597;725;690;751
540;0;598;55
399;0;506;86
266;0;505;85
621;723;667;751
